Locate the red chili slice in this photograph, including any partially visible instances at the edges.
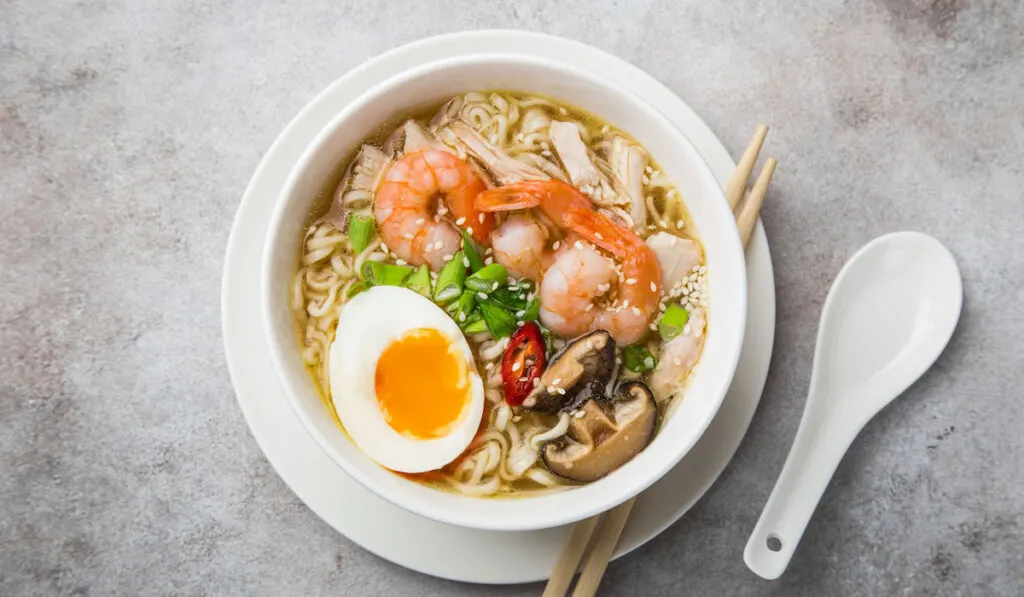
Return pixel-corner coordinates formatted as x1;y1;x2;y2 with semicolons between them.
501;322;547;406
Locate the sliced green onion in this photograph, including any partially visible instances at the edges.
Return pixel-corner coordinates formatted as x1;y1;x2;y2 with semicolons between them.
622;345;657;373
433;251;466;305
454;290;477;324
658;304;691;342
462;314;489;334
360;261;413;286
404;265;432;297
465;263;509;294
461;229;485;272
345;280;371;298
484;287;527;311
348;215;375;253
479;302;517;339
521;296;540;322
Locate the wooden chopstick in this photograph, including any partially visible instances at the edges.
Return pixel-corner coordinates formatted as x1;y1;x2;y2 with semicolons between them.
542;127;776;597
724;124;769;210
736;157;777;247
570;498;636;596
542;515;603;597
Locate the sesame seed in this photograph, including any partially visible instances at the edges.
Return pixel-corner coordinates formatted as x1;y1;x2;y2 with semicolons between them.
395;259;407;265
643;357;655;368
575;240;583;250
574;410;586;419
650;282;658;292
601;125;610;133
551;378;561;386
626;278;636;285
467;227;474;235
660;220;668;227
557;387;567;395
415;217;425;225
541;149;553;157
622;299;630;309
512;361;521;372
444;254;454;262
673;356;682;367
632;307;642;315
548;386;557;393
585;340;594;350
403;233;414;240
380;243;389;252
532;377;540;387
438;206;448;215
515;310;526;317
517;320;525;327
477;292;487;300
584;304;594;312
649;323;658;330
491;282;499;290
700;265;707;274
692;265;700;273
463;256;471;268
512;415;523;422
552;241;561;250
485;362;494;370
518;375;528;382
456;217;466;225
595;232;603;240
676;219;685;229
479;213;485;223
458;313;466;322
645;165;653;174
700;298;708;307
485;257;493;265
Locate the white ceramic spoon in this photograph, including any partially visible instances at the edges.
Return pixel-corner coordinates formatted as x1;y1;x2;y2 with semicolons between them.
744;231;962;580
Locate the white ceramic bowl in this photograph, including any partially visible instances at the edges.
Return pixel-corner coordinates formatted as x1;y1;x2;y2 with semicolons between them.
262;54;747;531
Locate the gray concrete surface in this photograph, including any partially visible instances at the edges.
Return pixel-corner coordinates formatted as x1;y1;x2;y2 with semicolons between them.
2;1;1022;595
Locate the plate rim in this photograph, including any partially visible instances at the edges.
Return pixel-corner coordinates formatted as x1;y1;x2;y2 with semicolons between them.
221;29;775;585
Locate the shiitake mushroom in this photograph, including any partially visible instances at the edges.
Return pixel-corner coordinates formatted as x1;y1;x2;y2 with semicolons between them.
541;381;658;482
522;330;616;413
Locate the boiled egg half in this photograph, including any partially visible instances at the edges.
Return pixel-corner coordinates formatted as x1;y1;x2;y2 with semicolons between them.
329;285;484;473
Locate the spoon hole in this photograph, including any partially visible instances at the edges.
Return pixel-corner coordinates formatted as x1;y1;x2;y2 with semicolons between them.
766;534;783;552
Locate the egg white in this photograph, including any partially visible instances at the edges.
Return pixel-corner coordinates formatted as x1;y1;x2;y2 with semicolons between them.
329;285;484;474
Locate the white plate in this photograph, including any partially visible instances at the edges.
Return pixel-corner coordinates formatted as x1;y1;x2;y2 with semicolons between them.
221;30;775;585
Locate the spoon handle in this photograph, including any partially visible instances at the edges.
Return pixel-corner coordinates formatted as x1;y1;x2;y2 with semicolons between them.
743;402;862;579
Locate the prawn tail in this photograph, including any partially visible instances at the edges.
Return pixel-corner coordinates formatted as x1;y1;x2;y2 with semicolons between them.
475;183;544;213
563;207;634;257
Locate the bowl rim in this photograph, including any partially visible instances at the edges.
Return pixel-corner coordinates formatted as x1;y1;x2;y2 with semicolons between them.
261;52;747;531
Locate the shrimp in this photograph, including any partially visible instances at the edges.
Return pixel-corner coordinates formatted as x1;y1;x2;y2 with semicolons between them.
375;149;495;270
476;180;661;344
490;214;554;280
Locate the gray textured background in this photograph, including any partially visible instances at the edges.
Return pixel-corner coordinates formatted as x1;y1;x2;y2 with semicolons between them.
2;1;1022;595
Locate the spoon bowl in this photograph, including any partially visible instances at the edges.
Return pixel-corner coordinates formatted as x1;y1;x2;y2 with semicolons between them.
744;231;962;579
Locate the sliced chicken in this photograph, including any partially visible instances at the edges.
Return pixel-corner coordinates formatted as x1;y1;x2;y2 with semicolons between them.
608;136;650;231
445;121;547;185
382;119;444;157
549;121;616;205
645;232;703;292
650;308;707;403
316;144;388;230
549;120;601;188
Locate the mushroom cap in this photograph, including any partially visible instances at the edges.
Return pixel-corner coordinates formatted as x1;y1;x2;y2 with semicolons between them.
523;330;616;412
541;380;658;482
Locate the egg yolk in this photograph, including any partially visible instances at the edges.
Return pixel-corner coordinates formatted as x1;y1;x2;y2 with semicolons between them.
374;328;470;439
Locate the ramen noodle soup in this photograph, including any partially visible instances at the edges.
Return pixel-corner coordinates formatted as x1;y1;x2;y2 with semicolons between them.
291;92;708;497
